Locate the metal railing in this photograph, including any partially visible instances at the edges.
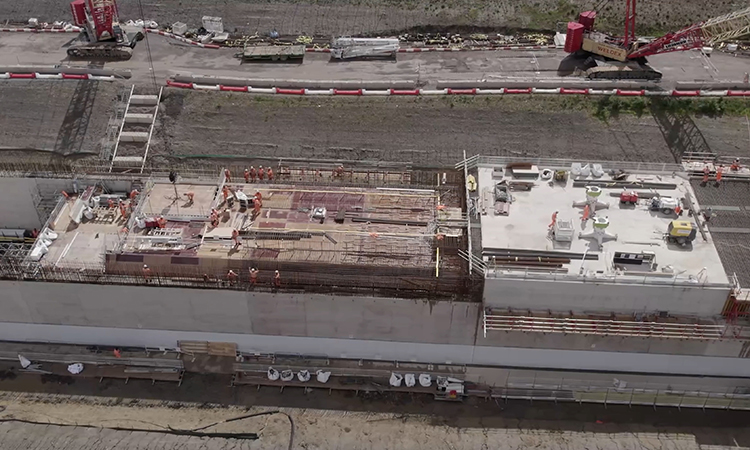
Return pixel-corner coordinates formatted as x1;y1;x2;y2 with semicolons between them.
483;312;726;340
484;267;731;288
456;155;684;174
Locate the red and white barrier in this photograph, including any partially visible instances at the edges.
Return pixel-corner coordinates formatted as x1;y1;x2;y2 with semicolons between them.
0;27;81;33
0;72;114;81
144;29;220;49
163;80;750;98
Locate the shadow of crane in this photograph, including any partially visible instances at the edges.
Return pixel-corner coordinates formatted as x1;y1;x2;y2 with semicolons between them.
53;79;100;156
649;99;716;163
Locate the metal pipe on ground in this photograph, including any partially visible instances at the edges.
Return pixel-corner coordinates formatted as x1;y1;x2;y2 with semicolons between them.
572;180;677;189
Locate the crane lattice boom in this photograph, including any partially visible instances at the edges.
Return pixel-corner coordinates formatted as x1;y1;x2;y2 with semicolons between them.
629;6;750;59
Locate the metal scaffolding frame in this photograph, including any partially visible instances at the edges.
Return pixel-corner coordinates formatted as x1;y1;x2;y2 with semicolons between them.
483;311;727;340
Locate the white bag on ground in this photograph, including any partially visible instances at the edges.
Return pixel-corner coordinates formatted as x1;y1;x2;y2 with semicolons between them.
297;370;311;382
18;354;31;369
389;372;403;387
404;373;416;387
280;369;294;381
267;367;280;381
419;373;432;387
67;363;84;374
316;370;331;383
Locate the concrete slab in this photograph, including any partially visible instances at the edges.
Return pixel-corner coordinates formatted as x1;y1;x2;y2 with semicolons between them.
476;165;729;286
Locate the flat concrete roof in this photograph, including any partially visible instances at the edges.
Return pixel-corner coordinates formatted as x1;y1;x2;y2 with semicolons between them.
476;165;729;286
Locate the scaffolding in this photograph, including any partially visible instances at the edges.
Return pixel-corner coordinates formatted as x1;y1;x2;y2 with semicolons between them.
483;311;727;340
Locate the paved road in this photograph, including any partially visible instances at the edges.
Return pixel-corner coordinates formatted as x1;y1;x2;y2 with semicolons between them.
1;32;748;87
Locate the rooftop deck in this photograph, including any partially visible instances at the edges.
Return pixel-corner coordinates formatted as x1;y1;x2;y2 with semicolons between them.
475;164;729;286
30;173;469;298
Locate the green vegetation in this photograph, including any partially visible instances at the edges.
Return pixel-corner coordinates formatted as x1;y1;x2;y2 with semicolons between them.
521;0;577;31
591;97;750;122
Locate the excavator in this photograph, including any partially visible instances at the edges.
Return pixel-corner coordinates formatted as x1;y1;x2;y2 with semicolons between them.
68;0;142;59
563;0;750;80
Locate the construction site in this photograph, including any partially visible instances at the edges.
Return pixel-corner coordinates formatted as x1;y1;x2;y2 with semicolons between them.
4;0;750;447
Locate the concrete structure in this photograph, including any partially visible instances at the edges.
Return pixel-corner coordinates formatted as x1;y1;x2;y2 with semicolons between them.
1;158;750;395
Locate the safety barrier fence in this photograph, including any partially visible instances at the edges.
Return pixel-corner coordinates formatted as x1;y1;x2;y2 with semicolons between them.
163;80;750;97
485;385;750;410
0;258;472;301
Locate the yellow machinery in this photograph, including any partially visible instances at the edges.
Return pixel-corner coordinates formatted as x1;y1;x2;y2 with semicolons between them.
667;221;696;246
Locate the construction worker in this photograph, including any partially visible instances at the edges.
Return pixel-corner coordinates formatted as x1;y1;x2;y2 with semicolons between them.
716;165;724;184
249;267;259;285
249;166;257;183
267;167;274;182
210;209;219;228
258;166;266;181
227;269;238;286
273;270;281;288
224;168;232;182
231;229;242;249
118;200;128;218
253;196;262;216
107;198;115;209
183;191;195;204
113;348;121;358
222;185;230;203
703;207;714;223
731;158;741;171
254;191;263;202
702;165;710;183
244;168;250;183
549;210;559;229
142;264;152;281
129;189;139;200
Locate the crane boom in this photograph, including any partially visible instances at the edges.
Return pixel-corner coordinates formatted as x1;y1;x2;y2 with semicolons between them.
628;6;750;59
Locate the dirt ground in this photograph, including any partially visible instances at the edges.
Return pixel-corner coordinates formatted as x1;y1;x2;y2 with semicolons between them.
2;374;750;450
0;0;742;37
0;81;118;156
154;91;750;168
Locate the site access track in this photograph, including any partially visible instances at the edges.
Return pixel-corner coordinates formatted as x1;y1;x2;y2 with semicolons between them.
0;31;749;89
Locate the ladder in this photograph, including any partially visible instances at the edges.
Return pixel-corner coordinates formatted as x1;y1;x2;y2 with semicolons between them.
110;86;163;174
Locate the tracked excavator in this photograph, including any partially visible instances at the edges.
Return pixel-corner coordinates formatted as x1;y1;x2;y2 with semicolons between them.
68;0;142;59
563;0;750;80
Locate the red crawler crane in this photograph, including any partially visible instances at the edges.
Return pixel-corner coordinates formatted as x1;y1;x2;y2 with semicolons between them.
563;1;750;80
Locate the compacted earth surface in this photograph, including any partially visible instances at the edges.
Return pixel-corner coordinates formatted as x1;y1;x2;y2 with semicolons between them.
2;374;750;449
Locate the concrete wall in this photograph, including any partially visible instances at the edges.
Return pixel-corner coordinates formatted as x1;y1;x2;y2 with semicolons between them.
483;278;730;316
0;281;479;346
0;178;135;230
0;178;42;229
3;321;750;378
